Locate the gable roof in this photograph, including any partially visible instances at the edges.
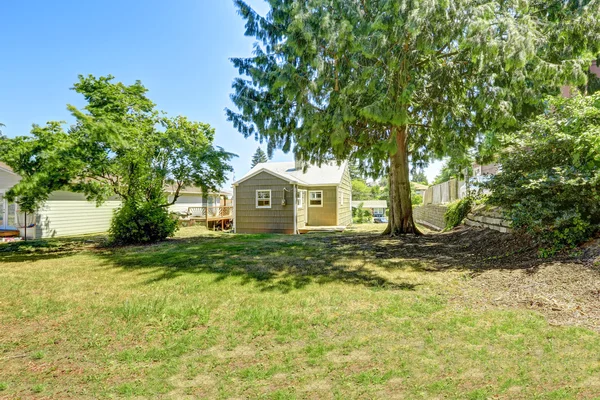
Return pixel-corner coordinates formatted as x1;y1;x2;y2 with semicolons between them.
351;200;388;209
233;161;348;186
0;161;18;175
412;182;429;191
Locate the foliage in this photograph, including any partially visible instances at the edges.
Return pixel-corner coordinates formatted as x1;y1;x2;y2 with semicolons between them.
109;201;178;245
411;192;423;206
251;147;268;168
579;65;600;95
228;0;600;235
486;93;600;254
432;160;473;185
411;170;428;185
353;202;372;224
444;197;474;230
0;75;234;244
351;179;371;201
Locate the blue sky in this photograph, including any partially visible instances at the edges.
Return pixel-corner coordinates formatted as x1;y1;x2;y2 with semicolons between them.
0;0;442;187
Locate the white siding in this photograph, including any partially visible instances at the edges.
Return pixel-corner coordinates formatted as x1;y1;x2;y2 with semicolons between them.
168;194;221;213
37;191;121;238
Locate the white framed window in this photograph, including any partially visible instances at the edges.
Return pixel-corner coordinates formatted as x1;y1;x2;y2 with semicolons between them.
309;190;323;207
256;189;272;208
340;192;344;206
297;190;306;208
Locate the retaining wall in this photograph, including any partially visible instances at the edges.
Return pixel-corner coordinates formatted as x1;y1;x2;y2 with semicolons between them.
413;203;513;233
465;205;512;233
413;204;448;231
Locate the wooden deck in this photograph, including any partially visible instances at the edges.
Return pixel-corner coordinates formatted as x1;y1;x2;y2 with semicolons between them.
185;206;233;230
298;226;347;234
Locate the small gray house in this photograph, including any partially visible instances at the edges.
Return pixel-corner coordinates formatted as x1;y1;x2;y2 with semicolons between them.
232;160;352;234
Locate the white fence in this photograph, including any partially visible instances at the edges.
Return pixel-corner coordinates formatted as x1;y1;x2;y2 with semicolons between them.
423;179;465;205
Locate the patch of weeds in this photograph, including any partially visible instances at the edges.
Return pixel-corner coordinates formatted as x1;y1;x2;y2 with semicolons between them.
235;307;304;337
467;387;493;400
354;369;397;385
0;383;7;391
32;350;45;360
32;384;45;393
238;365;283;381
267;388;297;400
115;382;145;396
305;343;333;365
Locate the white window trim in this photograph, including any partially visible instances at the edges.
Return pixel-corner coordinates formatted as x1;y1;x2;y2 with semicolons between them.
256;189;272;209
340;192;344;206
308;190;323;208
297;190;306;208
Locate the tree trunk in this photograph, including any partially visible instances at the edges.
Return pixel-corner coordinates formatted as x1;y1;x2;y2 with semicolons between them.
383;126;421;236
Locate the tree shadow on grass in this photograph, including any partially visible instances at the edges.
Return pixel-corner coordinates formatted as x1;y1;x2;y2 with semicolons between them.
1;226;590;293
96;235;422;293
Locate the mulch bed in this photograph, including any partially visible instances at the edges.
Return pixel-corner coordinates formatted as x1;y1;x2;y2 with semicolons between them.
330;226;600;331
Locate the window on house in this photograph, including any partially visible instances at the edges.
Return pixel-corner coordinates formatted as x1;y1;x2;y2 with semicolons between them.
297;190;305;208
256;190;271;208
309;190;323;207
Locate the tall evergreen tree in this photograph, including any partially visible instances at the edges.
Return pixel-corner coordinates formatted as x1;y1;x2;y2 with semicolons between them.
251;146;268;167
411;170;428;185
227;0;600;235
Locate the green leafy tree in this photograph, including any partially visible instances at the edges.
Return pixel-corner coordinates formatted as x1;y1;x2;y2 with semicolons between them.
486;93;600;254
411;170;428;186
251;146;268;167
0;75;235;244
352;179;371;201
228;0;599;236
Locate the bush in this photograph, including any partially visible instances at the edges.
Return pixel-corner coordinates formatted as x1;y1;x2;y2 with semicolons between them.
110;201;178;245
353;202;373;224
411;192;423;206
486;93;600;254
444;197;473;230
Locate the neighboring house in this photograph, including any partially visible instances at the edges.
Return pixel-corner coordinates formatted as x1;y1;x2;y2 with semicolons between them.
232;160;352;234
0;162;229;239
412;182;428;198
351;200;388;217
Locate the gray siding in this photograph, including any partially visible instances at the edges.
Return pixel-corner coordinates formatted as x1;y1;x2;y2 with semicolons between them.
337;165;352;226
304;186;337;226
235;171;295;234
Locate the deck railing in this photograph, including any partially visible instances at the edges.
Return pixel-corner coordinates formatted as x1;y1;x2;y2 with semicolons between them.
187;206;233;220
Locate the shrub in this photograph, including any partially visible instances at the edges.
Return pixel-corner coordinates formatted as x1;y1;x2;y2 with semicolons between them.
444;197;473;230
110;201;178;245
353;202;373;224
411;192;423;206
486;93;600;254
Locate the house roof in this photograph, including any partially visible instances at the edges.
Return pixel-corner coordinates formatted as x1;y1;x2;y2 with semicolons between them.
0;161;17;175
163;183;231;197
234;161;348;186
412;182;428;191
351;200;388;209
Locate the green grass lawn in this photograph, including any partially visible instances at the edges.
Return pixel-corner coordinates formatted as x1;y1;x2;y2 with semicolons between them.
1;225;599;399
